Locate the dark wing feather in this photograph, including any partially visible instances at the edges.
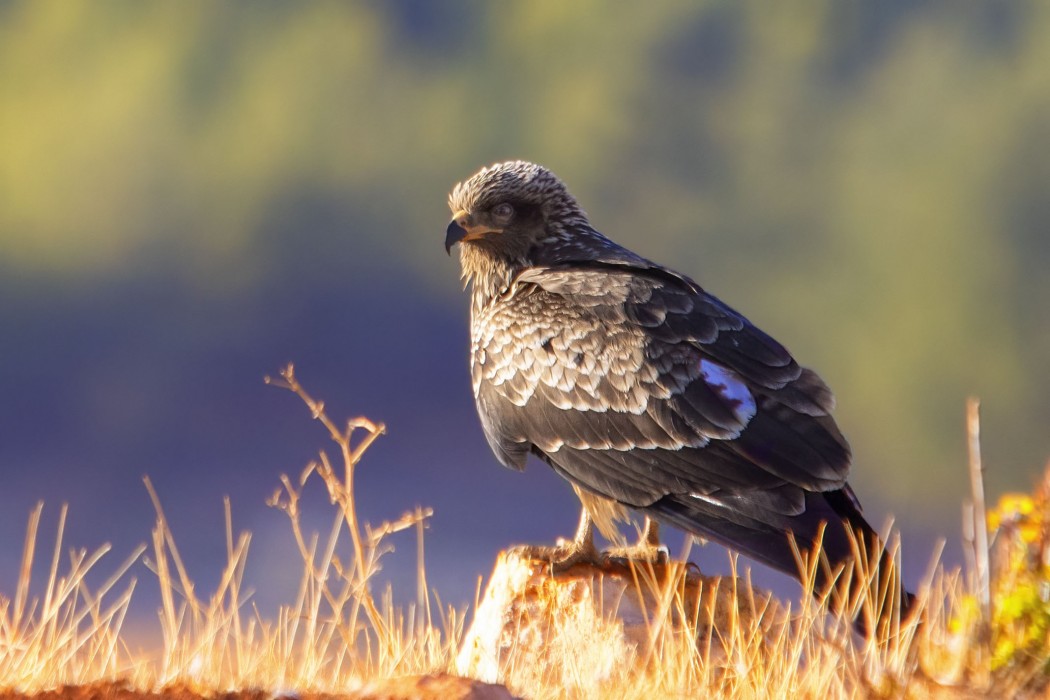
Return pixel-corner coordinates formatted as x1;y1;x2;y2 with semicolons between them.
471;262;851;524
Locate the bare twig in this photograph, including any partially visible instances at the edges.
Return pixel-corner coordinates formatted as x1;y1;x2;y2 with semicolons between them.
966;398;990;622
266;363;401;658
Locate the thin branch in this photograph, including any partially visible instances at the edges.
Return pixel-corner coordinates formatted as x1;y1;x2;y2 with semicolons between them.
966;398;990;622
266;363;392;650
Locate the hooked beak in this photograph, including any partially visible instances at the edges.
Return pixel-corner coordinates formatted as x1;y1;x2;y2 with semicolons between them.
444;211;501;255
444;220;467;255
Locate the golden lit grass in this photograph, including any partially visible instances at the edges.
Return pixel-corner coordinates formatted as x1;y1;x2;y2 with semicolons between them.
133;365;462;693
0;504;145;691
1;371;1048;698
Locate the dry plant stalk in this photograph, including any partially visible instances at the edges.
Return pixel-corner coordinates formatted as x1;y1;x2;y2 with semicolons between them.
132;364;455;691
262;364;451;677
967;398;991;617
0;503;144;692
265;362;390;655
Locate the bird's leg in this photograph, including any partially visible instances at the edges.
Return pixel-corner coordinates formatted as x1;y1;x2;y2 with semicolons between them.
512;506;604;572
604;517;668;564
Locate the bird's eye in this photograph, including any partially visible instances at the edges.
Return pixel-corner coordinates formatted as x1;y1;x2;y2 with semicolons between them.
492;203;514;220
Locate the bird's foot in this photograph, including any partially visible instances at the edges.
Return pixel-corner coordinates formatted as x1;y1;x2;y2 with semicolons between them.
511;518;670;572
604;518;669;565
511;508;604;573
603;541;669;565
511;536;605;573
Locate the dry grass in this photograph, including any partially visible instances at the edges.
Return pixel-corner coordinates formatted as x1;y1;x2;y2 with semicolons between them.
1;369;1048;698
0;504;145;690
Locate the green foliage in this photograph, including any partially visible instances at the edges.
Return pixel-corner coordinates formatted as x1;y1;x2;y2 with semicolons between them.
984;485;1050;674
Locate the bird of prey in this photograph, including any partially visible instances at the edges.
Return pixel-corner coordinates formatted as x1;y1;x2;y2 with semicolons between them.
445;160;911;632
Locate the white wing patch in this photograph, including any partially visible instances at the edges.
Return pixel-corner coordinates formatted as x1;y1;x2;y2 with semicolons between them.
689;492;729;513
699;359;757;426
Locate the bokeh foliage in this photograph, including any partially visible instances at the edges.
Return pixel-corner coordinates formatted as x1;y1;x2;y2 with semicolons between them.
1;0;1048;527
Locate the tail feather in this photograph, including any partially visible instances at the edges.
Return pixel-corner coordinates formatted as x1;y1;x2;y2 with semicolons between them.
646;487;914;635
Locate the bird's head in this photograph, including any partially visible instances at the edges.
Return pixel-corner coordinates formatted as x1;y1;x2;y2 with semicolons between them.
445;161;589;262
446;161;644;305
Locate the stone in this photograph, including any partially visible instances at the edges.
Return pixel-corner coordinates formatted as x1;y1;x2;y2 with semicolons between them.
455;550;775;689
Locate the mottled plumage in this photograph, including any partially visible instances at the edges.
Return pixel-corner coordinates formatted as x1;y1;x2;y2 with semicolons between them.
446;161;910;632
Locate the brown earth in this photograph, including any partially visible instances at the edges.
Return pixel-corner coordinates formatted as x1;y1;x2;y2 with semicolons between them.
0;675;519;700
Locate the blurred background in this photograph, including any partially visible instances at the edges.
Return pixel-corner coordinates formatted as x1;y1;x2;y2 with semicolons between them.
1;1;1048;647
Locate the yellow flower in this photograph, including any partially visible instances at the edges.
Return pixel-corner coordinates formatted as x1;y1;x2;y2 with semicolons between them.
988;493;1038;533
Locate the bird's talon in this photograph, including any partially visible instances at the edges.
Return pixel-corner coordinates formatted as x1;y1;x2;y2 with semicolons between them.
603;543;669;566
509;541;605;572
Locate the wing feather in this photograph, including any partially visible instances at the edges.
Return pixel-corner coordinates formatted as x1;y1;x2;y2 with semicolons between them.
472;262;852;525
